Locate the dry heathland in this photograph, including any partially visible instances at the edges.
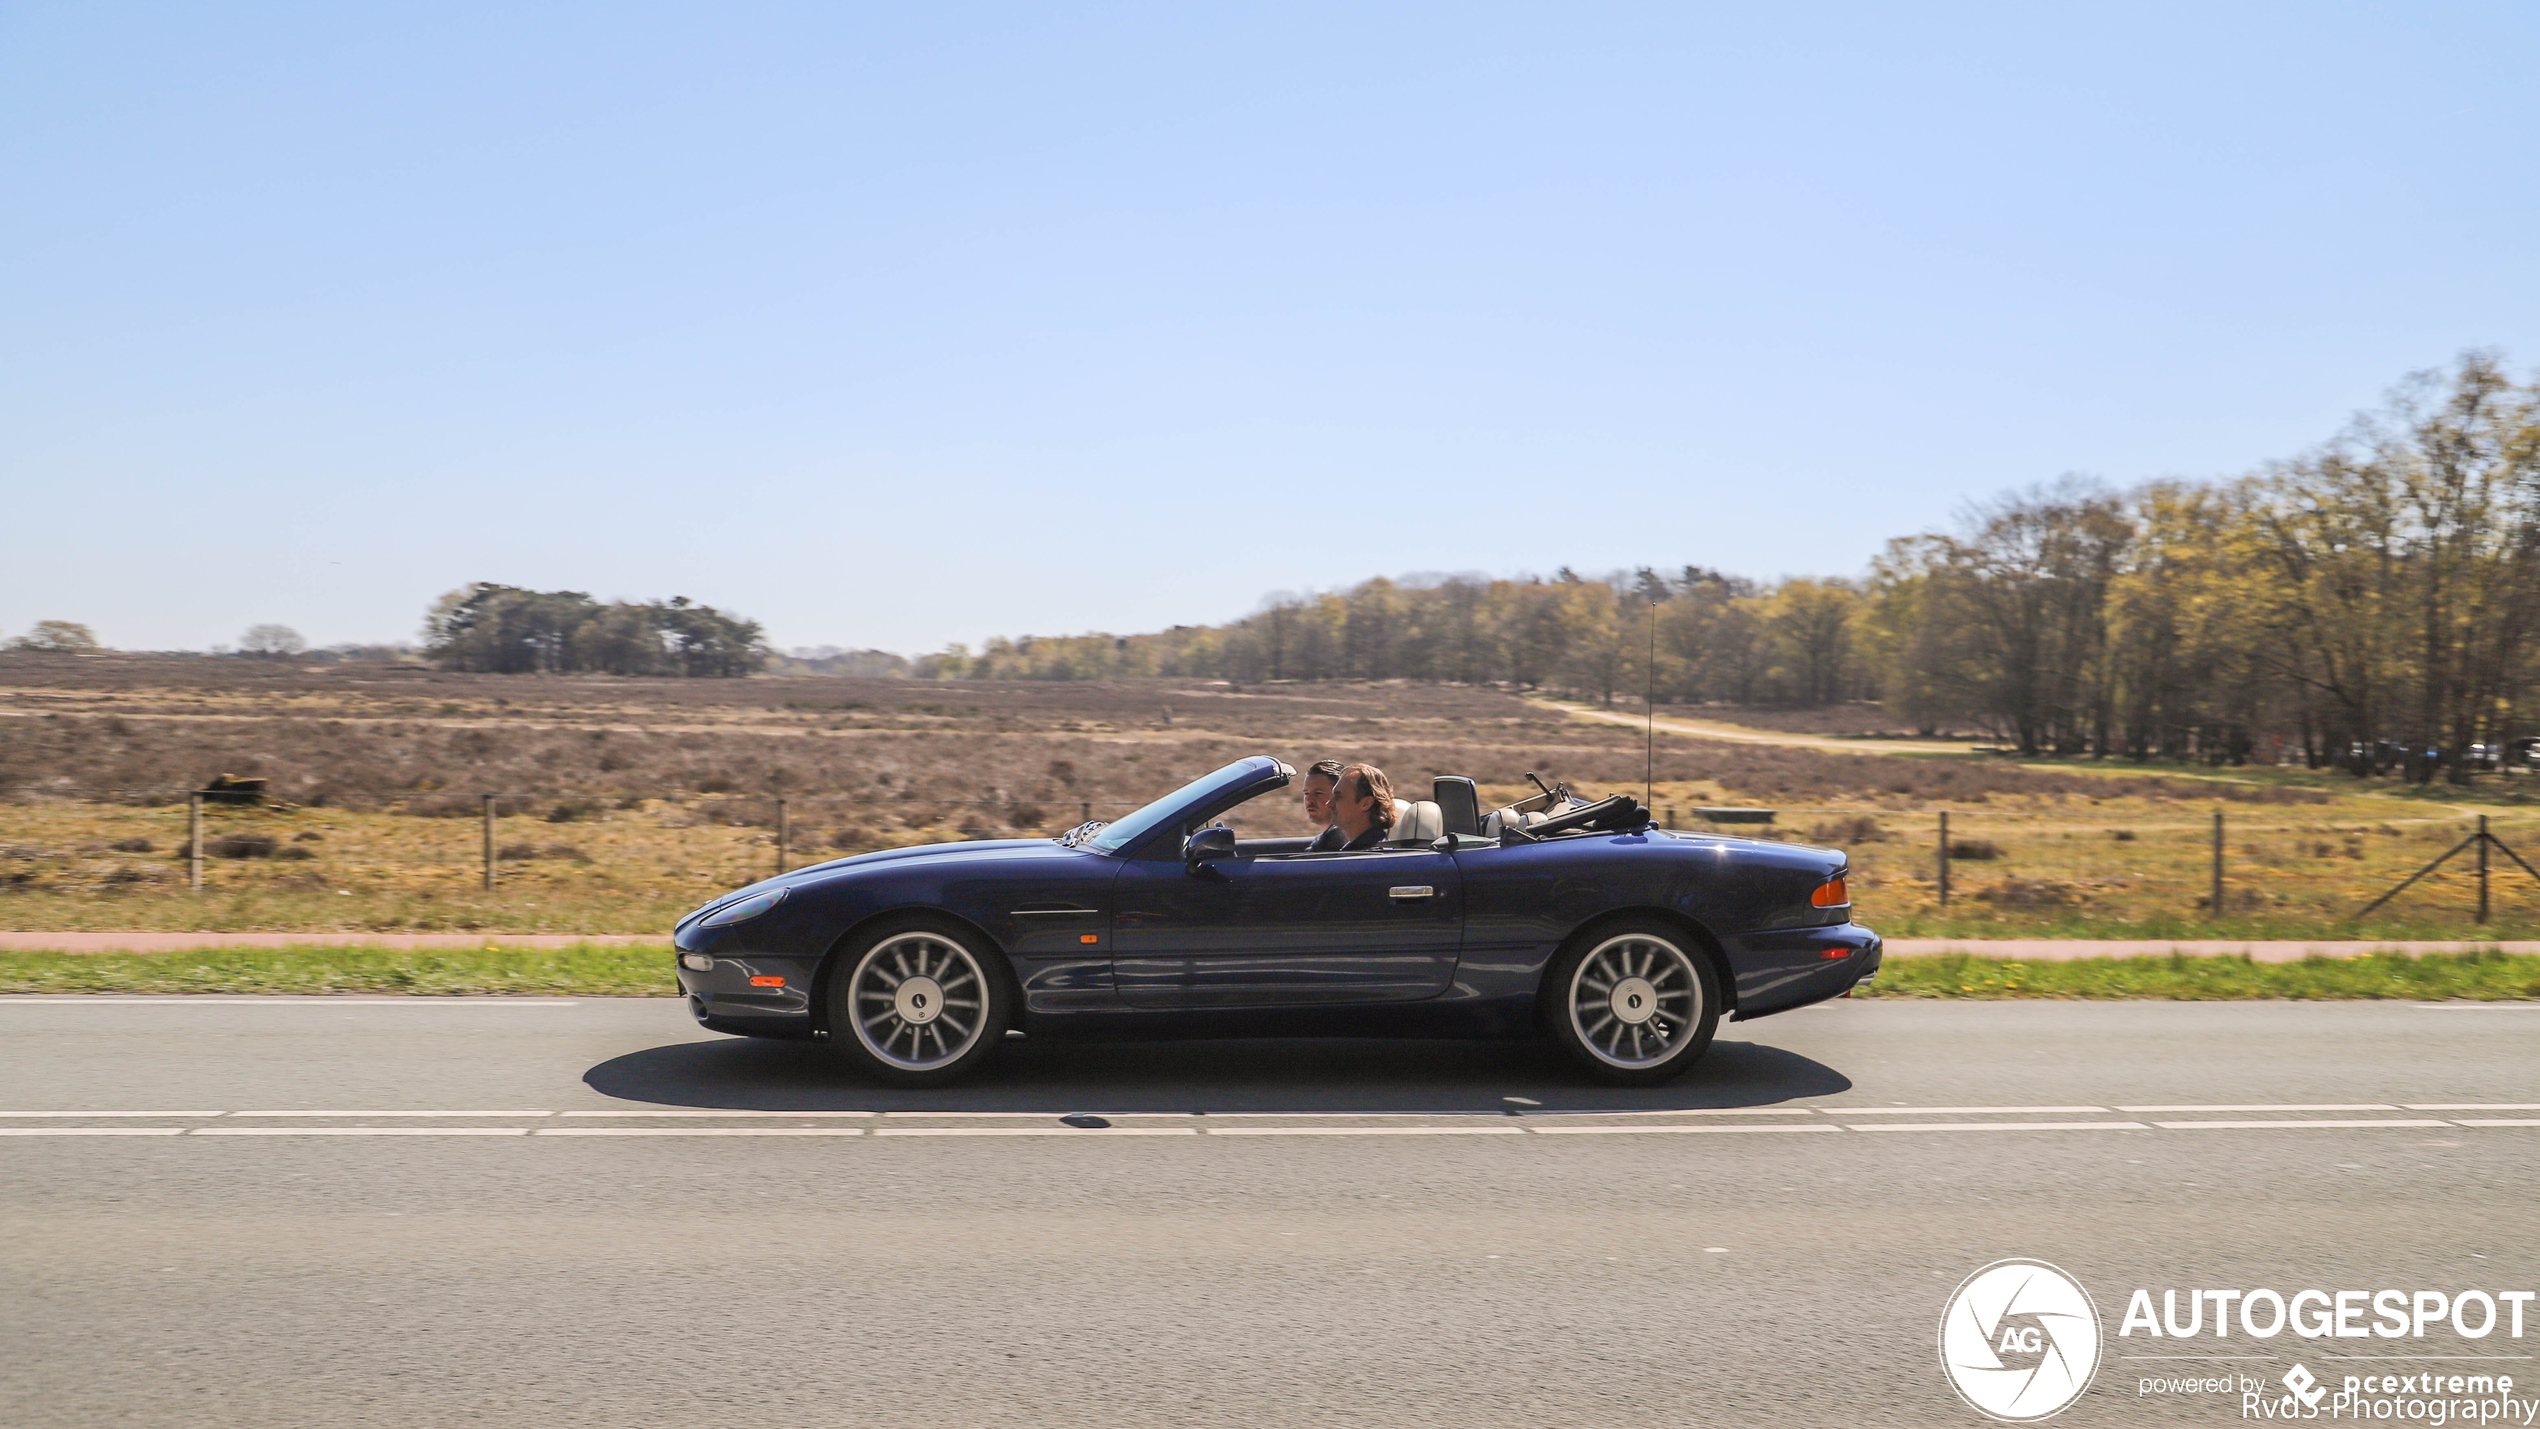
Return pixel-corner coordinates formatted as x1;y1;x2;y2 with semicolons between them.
1;655;2315;808
27;655;2540;940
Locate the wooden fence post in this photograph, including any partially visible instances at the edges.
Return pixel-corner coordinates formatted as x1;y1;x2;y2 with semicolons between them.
2211;809;2224;919
482;794;496;892
776;797;789;876
2478;814;2490;923
189;790;203;892
1937;811;1950;909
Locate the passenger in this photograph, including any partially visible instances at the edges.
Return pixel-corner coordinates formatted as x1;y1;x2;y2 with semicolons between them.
1301;759;1346;851
1328;763;1397;851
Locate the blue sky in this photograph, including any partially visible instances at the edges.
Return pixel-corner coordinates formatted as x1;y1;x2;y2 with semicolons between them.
5;2;2536;655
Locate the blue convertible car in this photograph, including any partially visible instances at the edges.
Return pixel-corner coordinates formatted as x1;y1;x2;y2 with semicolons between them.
671;756;1881;1085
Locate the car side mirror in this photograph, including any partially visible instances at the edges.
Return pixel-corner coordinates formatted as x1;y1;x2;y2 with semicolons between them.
1182;825;1236;870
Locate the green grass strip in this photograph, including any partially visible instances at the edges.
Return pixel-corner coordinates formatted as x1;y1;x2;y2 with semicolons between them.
0;943;680;996
5;945;2536;1001
1866;949;2540;1000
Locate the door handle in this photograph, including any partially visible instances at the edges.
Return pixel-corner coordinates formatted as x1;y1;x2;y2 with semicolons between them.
1388;885;1435;900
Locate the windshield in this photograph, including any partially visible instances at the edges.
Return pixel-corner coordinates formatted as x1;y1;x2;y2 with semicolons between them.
1087;757;1285;854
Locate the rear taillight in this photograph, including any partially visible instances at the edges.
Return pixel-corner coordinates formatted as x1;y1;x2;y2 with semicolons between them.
1811;876;1849;908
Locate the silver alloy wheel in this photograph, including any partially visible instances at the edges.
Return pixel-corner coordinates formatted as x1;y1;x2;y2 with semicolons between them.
1567;932;1702;1069
850;931;989;1071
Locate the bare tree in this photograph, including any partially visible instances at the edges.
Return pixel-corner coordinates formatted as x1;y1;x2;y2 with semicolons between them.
239;624;307;658
6;621;102;654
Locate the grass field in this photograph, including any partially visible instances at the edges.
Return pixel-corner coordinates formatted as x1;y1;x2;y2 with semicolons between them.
6;654;2539;940
1862;948;2540;1000
0;942;675;995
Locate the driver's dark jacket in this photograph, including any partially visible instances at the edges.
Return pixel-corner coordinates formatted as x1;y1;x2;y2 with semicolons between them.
1339;824;1389;851
1306;826;1344;852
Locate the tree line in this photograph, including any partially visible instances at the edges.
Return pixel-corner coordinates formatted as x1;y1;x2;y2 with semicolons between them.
424;584;767;677
922;355;2540;782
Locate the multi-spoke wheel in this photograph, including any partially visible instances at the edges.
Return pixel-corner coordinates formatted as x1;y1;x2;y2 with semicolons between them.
826;919;1012;1084
1545;921;1720;1085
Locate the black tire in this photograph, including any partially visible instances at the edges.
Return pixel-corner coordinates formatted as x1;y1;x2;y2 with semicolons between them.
825;916;1014;1086
1543;919;1721;1086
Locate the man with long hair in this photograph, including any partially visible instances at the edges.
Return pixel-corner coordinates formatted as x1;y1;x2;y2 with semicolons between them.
1328;763;1396;851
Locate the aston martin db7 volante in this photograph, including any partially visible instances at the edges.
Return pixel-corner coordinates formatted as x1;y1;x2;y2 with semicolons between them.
671;756;1880;1085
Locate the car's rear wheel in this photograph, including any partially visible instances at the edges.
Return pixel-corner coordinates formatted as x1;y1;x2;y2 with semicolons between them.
826;918;1012;1085
1545;920;1720;1085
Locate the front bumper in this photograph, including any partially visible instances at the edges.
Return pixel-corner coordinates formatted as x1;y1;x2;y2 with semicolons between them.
673;944;821;1039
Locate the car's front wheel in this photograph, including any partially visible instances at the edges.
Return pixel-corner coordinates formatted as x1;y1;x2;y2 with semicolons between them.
826;917;1013;1085
1545;920;1721;1085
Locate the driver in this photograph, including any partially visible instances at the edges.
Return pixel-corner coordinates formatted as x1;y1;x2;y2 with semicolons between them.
1328;763;1397;851
1301;759;1345;851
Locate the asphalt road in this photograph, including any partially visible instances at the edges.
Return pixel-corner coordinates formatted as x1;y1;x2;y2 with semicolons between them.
3;995;2535;1428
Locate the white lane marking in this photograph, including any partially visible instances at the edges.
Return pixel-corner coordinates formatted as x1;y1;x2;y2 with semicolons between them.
2152;1119;2450;1130
1530;1124;1843;1136
872;1127;1201;1137
0;997;576;1005
537;1128;867;1137
1202;1126;1528;1136
9;1117;2537;1141
190;1127;532;1136
553;1109;874;1118
1115;1111;1514;1119
2404;1103;2540;1110
872;1109;1220;1119
0;1127;188;1136
2414;1003;2540;1009
0;1111;225;1118
2118;1104;2398;1112
229;1110;555;1118
1530;1107;1819;1118
1818;1106;2111;1115
1846;1121;2149;1132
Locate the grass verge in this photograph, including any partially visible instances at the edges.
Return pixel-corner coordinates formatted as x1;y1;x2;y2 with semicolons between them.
1;945;2533;1000
1863;949;2540;1000
0;943;679;996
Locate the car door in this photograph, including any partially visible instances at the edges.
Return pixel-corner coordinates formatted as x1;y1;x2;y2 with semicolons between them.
1109;843;1462;1008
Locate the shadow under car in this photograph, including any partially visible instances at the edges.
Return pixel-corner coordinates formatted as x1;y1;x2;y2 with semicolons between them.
582;1034;1854;1115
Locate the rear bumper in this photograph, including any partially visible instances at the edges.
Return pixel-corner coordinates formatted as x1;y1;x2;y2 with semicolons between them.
1722;922;1881;1019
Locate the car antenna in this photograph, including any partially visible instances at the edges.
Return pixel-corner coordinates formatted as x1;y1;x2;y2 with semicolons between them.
1644;600;1657;815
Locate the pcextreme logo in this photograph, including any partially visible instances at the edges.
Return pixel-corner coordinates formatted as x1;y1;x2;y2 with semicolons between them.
1941;1259;2105;1422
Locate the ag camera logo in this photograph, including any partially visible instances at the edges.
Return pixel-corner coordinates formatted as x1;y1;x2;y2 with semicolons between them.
1940;1259;2104;1421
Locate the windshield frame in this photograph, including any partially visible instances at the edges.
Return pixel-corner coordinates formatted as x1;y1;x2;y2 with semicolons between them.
1085;756;1291;856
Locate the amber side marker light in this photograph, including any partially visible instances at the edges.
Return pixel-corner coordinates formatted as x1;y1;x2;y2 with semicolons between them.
1810;876;1849;908
1079;933;1100;944
749;975;786;987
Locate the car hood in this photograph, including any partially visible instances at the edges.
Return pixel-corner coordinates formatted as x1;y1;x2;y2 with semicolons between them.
675;838;1083;928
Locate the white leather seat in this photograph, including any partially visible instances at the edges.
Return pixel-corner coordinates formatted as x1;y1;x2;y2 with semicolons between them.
1390;799;1443;845
1480;806;1563;837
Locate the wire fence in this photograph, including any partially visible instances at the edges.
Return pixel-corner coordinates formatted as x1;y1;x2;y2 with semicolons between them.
2;786;1157;892
8;786;2540;925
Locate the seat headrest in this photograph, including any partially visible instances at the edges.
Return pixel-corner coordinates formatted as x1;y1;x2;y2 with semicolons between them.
1432;777;1482;836
1389;799;1443;845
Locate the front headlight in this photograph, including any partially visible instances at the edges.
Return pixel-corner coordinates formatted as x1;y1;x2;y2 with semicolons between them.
700;889;787;927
